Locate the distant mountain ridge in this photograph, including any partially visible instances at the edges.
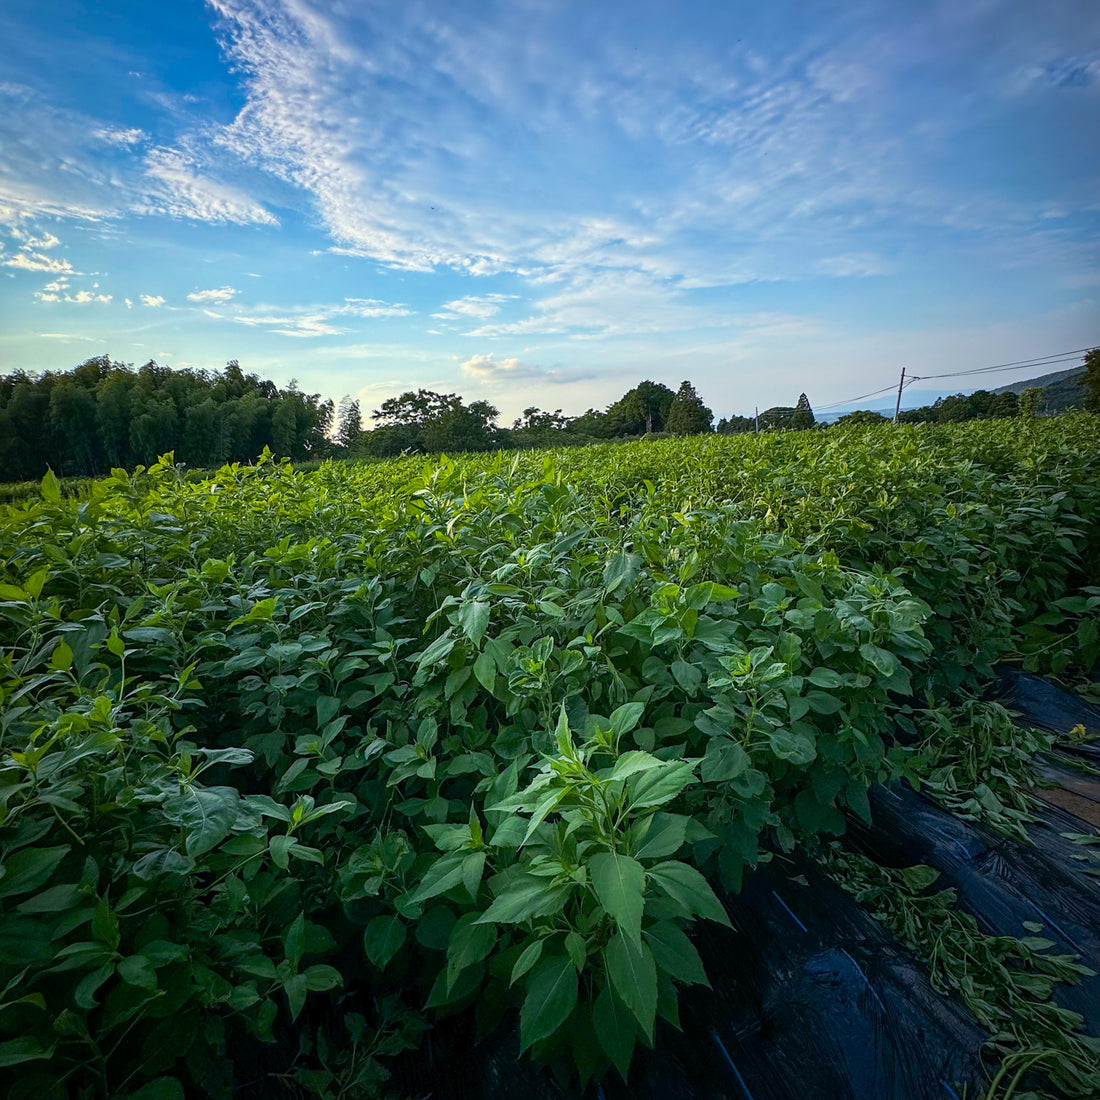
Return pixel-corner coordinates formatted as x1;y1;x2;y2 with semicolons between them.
991;366;1086;413
820;364;1088;421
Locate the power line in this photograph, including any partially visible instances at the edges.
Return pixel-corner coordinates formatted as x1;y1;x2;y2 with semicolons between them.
818;346;1091;412
816;382;903;411
914;347;1091;381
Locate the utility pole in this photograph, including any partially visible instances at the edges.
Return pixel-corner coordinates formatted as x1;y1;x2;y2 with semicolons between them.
755;406;760;433
893;367;907;423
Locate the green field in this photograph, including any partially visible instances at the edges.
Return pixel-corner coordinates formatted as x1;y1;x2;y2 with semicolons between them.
1;417;1098;1098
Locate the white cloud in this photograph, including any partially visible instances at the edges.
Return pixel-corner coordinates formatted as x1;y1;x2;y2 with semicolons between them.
0;84;276;231
460;353;546;381
343;298;414;318
125;297;133;308
432;294;517;322
11;229;61;249
140;147;278;226
140;294;166;307
3;250;74;273
187;285;239;303
222;297;412;337
93;127;147;146
234;313;343;338
818;253;888;278
36;286;112;304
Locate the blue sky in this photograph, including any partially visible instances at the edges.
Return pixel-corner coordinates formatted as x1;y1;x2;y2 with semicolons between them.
1;0;1097;422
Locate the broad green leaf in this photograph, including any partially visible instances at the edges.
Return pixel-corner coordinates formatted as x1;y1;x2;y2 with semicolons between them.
700;739;750;782
0;1035;54;1069
407;852;468;906
0;845;69;899
646;861;730;926
609;702;646;737
806;667;844;688
804;691;844;716
457;601;491;646
627;760;697;809
670;660;703;695
603;552;640;593
446;915;497;991
164;786;240;857
644;921;709;987
127;1077;185;1100
859;643;900;677
118;954;157;990
610;751;664;782
510;939;544;984
50;640;73;672
635;814;689;860
284;972;308;1021
303;964;343;991
593;982;638;1078
461;850;486;899
766;728;817;765
564;931;587;970
473;650;496;692
74;963;114;1010
131;848;194;880
900;865;941;893
589;852;645;946
363;916;406;969
284;914;307;970
520;786;570;848
417;631;456;669
15;883;82;914
40;468;61;504
606;933;658;1040
519;956;577;1052
269;834;295;870
477;876;572;925
92;899;119;949
315;695;340;726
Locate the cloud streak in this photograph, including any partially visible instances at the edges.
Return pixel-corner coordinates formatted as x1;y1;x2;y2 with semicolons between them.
223;297;413;337
187;286;239;303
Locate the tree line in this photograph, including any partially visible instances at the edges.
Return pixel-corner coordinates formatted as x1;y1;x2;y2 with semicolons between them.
0;357;335;481
3;350;1096;481
0;363;722;479
357;378;716;457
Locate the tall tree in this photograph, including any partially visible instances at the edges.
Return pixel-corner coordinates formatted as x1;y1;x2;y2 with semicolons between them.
665;380;713;435
1083;347;1100;414
372;389;461;428
716;414;755;434
790;393;815;430
421;400;500;453
336;396;363;453
606;381;675;435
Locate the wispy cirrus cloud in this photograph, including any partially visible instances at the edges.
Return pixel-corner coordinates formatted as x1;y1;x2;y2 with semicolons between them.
139;147;277;226
0;83;275;230
93;127;147;146
222;297;413;338
431;294;516;323
193;0;1100;352
187;286;239;303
